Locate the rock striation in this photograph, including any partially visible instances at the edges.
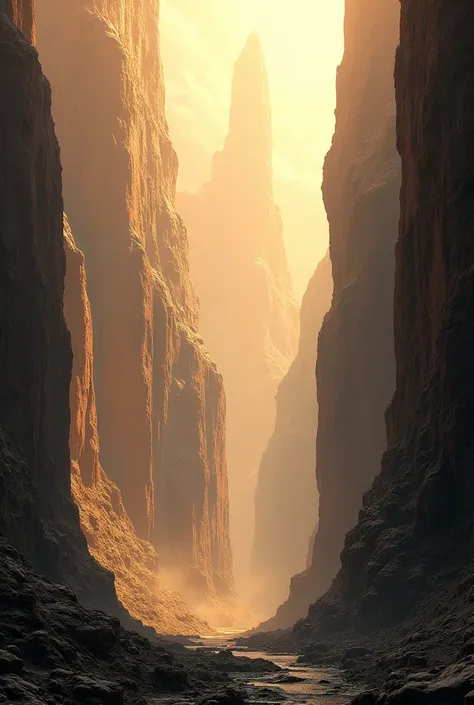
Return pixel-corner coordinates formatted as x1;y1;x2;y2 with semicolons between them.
258;0;401;630
251;253;333;614
178;33;299;587
64;217;210;635
35;0;233;604
0;0;121;614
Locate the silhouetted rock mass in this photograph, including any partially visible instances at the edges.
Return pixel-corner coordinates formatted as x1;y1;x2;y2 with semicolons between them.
251;253;333;614
0;0;122;615
325;0;474;627
35;0;233;604
178;33;299;587
283;2;474;682
259;0;400;630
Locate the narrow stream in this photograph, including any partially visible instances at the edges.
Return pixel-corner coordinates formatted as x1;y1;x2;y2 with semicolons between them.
186;634;358;704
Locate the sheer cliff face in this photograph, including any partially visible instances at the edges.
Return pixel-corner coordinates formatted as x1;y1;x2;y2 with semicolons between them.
260;0;400;631
178;34;299;585
0;0;121;612
63;218;210;634
36;0;233;600
321;0;474;627
251;254;332;615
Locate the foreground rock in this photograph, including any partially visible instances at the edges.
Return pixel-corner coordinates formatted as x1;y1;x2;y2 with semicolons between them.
0;540;236;704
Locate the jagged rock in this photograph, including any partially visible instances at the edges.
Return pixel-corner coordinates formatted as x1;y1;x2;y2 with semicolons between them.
35;0;234;608
178;33;299;587
261;0;400;630
252;253;333;614
197;688;247;705
0;650;23;675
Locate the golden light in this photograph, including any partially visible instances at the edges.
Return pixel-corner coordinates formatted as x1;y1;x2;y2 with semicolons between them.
160;1;344;297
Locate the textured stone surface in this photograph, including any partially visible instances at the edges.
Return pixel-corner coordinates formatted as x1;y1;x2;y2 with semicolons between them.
251;253;332;613
0;0;121;614
36;0;233;603
64;218;211;634
258;0;400;630
178;34;299;587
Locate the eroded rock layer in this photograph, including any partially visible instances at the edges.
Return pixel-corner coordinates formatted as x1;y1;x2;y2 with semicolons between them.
178;33;299;587
64;217;210;635
251;253;332;614
0;0;120;614
259;0;400;630
36;0;233;602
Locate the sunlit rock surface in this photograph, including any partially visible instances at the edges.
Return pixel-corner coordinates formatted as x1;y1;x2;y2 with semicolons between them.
259;0;400;630
64;217;211;634
251;253;332;615
36;0;234;608
178;34;299;590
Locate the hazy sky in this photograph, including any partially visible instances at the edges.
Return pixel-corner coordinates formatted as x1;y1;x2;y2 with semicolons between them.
160;1;345;296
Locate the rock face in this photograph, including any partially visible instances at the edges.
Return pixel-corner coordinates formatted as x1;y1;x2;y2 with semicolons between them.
251;253;333;614
35;0;233;602
325;0;474;627
0;0;121;614
178;34;299;586
259;0;401;630
63;217;210;635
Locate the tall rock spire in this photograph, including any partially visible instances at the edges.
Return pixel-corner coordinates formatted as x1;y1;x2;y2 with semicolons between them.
178;34;299;592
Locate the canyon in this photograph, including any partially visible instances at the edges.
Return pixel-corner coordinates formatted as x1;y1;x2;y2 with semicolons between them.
3;0;474;702
177;33;299;594
35;0;234;624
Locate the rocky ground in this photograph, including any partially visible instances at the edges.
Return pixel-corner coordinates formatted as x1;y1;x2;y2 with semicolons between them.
240;563;474;705
0;537;283;705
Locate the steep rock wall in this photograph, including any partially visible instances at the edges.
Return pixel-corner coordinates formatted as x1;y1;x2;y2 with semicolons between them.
259;0;400;630
312;0;474;628
36;0;233;601
0;0;121;614
63;217;210;634
178;34;299;586
251;253;333;615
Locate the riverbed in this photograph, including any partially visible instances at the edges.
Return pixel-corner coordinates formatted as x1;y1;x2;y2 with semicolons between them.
186;634;358;704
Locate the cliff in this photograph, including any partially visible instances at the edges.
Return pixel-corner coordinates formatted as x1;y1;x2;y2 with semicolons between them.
35;0;233;604
278;3;474;692
63;217;210;634
326;0;474;627
258;0;400;630
0;0;121;614
251;253;333;615
178;34;299;587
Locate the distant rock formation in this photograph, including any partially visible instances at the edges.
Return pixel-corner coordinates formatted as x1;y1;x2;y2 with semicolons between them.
63;217;210;634
259;0;400;630
0;0;121;615
251;253;332;614
35;0;233;604
178;34;299;586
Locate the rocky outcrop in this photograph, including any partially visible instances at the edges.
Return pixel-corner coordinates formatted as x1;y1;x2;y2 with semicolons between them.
35;0;233;602
251;253;332;615
178;34;299;586
0;0;122;614
258;0;400;630
63;217;210;634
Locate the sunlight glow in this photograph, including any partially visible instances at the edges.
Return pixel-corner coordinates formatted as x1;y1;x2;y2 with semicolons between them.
160;0;345;298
